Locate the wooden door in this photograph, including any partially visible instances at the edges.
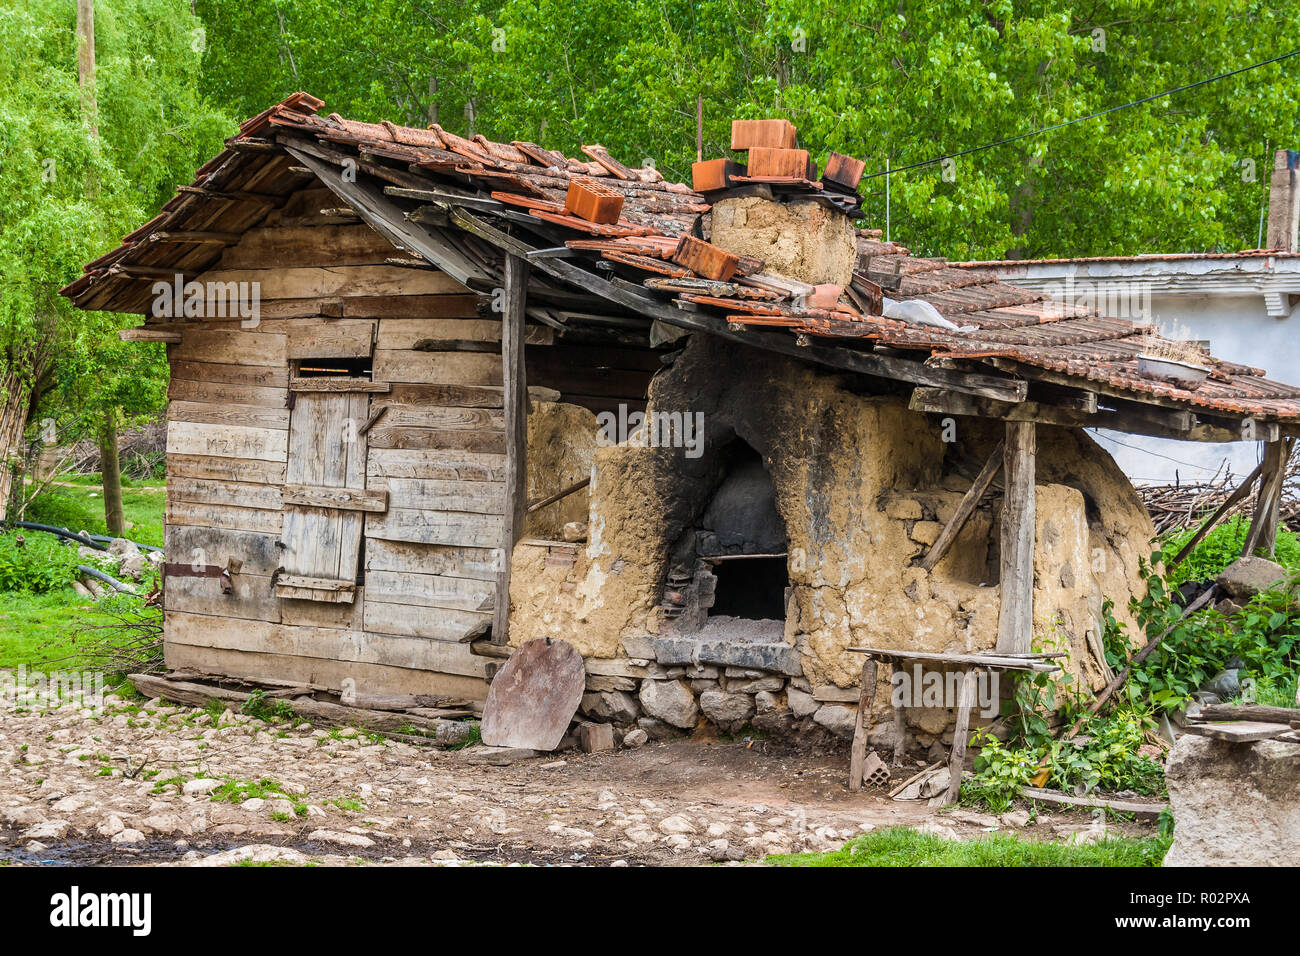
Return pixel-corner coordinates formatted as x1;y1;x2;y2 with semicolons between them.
275;390;380;603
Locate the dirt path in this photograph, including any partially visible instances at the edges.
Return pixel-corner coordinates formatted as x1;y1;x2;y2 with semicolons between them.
0;694;1151;866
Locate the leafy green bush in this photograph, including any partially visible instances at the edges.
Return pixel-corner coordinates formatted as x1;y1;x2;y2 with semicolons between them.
1045;709;1164;796
1161;517;1300;586
0;531;89;593
1128;560;1300;712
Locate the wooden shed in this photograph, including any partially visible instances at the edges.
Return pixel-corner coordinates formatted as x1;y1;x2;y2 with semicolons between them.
62;93;1300;708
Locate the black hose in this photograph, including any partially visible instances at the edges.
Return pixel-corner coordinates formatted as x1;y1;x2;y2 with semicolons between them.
12;522;106;550
76;565;137;595
10;521;162;554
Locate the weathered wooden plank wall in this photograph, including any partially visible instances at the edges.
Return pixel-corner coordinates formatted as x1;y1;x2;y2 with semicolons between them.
160;197;516;697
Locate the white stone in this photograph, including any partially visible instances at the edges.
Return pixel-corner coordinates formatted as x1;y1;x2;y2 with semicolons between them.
182;778;222;796
638;679;698;729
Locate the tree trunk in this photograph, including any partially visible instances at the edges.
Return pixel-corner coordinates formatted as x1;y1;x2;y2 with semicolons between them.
76;0;98;137
0;371;29;522
98;412;125;536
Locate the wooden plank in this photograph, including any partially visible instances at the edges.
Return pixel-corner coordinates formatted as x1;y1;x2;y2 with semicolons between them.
384;383;506;409
372;349;503;386
274;575;356;604
167;453;286;486
281;590;366;629
848;647;1059;673
363;600;492;642
165;420;288;462
120;327;182;343
219;224;400;270
289;376;390;393
281;484;388;512
364;425;505;454
996;421;1035;654
164;526;281;576
164;610;491;679
165;500;283;534
365;569;495;613
1021;787;1166;819
370;476;504;515
341;294;481;319
920;439;1004;572
363;539;502;582
495;253;529;645
1190;703;1300;723
170;329;287;368
164;643;489;700
376;318;552;350
167;400;290;431
170;360;290;389
944;670;978;806
196;264;466;300
164;572;281;623
366;447;505;482
167;476;283;511
366;507;504;548
168;377;287;408
258;319;376;360
368;404;504;431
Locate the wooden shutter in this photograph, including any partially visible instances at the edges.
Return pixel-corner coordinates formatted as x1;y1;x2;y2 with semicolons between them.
275;391;384;602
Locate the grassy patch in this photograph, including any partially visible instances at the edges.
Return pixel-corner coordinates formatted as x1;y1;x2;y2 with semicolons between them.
25;478;166;547
0;590;129;667
210;777;300;804
766;826;1170;867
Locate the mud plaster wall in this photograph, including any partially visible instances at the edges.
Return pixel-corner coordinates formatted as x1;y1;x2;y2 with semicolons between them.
508;335;1153;723
708;196;857;286
524;401;597;539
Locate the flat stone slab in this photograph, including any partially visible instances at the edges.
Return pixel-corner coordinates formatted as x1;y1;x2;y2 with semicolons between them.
480;637;585;751
462;746;540;766
651;635;801;677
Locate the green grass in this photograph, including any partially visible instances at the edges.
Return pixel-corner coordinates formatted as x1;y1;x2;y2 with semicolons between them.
0;590;128;666
766;827;1170;867
25;476;166;547
0;478;166;660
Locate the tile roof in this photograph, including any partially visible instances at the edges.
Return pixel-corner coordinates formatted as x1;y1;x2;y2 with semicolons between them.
61;93;1300;427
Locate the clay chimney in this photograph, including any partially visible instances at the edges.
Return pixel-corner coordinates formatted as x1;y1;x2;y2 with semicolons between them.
1266;149;1299;253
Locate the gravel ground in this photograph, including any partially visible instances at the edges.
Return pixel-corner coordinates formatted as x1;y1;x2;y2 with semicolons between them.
0;694;1147;866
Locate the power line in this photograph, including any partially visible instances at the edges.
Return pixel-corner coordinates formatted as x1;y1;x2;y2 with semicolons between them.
865;48;1300;181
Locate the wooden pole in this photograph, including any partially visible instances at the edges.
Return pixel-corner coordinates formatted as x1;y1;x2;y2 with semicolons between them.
944;669;978;805
492;254;530;645
920;438;1004;572
996;422;1036;654
848;657;878;791
1242;438;1291;558
1167;461;1262;568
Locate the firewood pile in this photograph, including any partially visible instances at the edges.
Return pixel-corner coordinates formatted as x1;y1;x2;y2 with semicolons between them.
1138;458;1300;534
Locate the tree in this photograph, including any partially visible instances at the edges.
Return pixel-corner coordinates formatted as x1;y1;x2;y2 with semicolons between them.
0;0;229;522
197;0;1298;260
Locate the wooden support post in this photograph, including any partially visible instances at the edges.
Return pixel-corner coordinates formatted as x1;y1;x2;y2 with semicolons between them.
996;422;1036;654
920;439;1004;572
892;675;906;767
1167;461;1262;568
1242;438;1291;558
492;253;530;645
944;669;978;806
848;657;879;791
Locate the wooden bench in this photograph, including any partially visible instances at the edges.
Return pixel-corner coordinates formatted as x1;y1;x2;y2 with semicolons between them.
845;647;1061;805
